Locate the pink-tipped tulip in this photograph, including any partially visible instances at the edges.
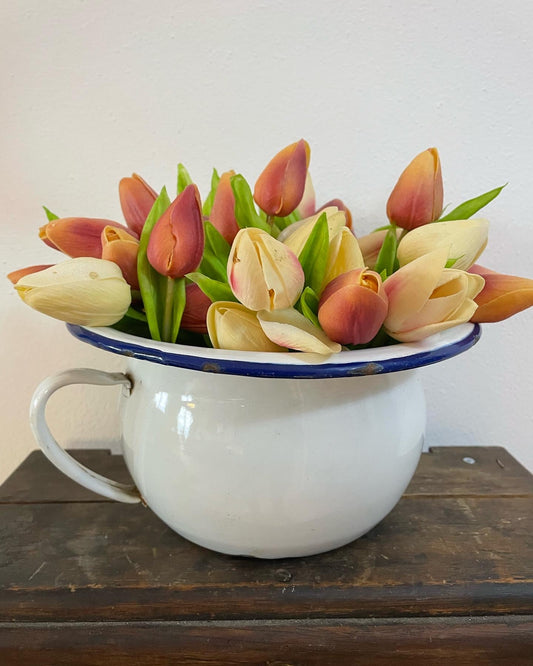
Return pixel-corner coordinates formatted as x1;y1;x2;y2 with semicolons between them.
181;283;212;334
253;139;311;217
468;265;533;323
119;173;158;236
7;265;53;284
318;269;388;345
383;248;485;342
147;184;205;279
207;301;286;352
386;147;443;230
317;199;353;229
40;218;131;258
397;218;489;271
209;170;240;244
228;228;305;311
257;308;341;354
101;226;140;290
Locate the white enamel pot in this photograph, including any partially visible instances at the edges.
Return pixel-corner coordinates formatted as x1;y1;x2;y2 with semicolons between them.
30;322;480;558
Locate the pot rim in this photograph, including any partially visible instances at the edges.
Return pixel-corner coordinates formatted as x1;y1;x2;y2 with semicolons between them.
67;322;481;379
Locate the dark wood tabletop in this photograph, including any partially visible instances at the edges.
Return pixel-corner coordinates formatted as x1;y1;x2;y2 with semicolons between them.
0;446;532;665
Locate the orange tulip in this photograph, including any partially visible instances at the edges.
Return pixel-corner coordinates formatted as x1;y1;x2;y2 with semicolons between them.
181;283;212;334
318;269;388;345
119;173;158;235
40;218;131;258
253;139;310;217
386;148;443;230
7;264;53;284
101;226;140;290
209;170;240;244
147;184;205;279
295;172;316;219
468;265;533;323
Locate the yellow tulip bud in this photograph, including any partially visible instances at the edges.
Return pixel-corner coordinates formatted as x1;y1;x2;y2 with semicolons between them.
207;301;285;352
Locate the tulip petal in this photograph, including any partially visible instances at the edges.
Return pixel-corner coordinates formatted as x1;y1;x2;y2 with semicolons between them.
209;170;240;244
101;226;140;289
386;147;443;230
469;265;533;322
397;218;489;271
181;283;212;334
119;173;158;235
15;258;131;326
388;299;479;342
7;265;54;284
257;308;341;354
207;302;285;352
279;207;346;256
383;247;449;331
295;171;316;218
253;139;311;217
41;218;132;258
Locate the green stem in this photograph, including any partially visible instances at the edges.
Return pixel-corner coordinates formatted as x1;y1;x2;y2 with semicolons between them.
266;214;275;227
161;276;175;342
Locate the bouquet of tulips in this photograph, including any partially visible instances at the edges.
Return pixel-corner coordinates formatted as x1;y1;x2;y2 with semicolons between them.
9;141;533;354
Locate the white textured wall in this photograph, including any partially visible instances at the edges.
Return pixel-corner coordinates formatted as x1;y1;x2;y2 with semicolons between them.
2;0;532;483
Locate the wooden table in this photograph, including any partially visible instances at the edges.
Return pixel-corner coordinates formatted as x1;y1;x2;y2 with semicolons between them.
0;446;532;664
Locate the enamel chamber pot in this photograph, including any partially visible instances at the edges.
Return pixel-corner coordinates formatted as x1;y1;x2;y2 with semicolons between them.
30;322;480;559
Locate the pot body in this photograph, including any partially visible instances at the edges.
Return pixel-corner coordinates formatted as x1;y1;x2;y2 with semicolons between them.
120;358;425;558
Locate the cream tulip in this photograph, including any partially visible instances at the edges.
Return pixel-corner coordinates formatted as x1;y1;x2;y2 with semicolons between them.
321;227;365;293
14;258;131;326
257;308;341;354
228;228;305;311
384;247;485;342
207;301;285;352
278;207;347;257
397;218;489;271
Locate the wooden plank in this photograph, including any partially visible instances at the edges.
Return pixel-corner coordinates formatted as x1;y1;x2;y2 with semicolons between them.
1;494;531;622
0;617;532;665
405;447;533;498
1;447;531;505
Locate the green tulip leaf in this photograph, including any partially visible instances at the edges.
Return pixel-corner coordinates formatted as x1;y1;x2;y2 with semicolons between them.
199;253;228;282
299;286;320;328
170;276;187;343
298;212;329;294
438;184;506;221
373;225;398;278
137;187;171;341
187;272;237;303
177;163;194;194
198;220;231;282
202;168;220;217
43;206;59;221
231;174;272;234
274;209;302;231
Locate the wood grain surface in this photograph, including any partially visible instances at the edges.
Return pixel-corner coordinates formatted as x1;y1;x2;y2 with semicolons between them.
0;446;531;664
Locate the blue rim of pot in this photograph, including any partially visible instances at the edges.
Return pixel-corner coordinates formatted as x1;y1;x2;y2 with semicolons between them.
67;322;481;379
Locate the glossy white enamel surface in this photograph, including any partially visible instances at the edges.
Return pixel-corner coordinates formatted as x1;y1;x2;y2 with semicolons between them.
120;359;425;558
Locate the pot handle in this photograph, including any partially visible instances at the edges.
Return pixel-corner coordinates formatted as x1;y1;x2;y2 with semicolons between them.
29;368;141;504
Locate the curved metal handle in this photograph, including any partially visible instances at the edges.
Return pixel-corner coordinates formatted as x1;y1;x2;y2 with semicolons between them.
30;368;141;504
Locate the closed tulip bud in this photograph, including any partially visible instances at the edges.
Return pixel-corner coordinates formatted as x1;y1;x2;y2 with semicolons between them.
257;308;341;354
147;184;205;279
209;170;240;244
357;229;401;270
321;227;365;293
119;173;158;236
295;171;316;219
181;283;212;334
318;269;388;345
278;207;347;257
317;199;353;229
7;265;53;284
386;147;443;230
207;301;285;352
101;226;140;290
228;228;304;311
40;218;131;258
468;265;533;323
14;258;131;326
384;248;485;342
397;218;489;271
253;139;310;217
